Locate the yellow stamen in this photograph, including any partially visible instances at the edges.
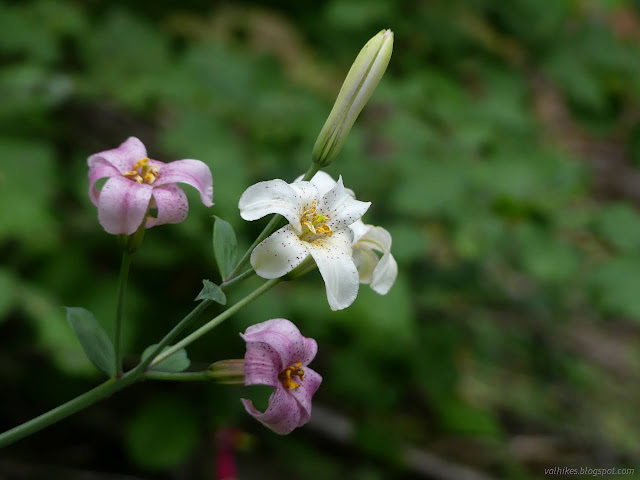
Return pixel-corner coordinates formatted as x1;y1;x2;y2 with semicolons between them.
280;362;305;389
124;157;160;185
299;201;333;240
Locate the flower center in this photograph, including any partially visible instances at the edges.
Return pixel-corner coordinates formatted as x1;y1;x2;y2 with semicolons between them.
279;362;305;389
299;201;332;240
123;158;160;184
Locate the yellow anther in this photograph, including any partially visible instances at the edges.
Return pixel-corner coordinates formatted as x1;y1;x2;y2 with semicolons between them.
280;362;305;390
315;225;333;236
302;201;317;217
299;201;332;239
143;172;156;184
124;158;160;185
132;157;150;170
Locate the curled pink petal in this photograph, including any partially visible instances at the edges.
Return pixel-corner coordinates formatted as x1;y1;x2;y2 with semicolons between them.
287;367;322;426
241;383;303;435
241;319;305;370
241;319;321;435
145;184;189;228
87;137;147;174
302;337;318;366
98;176;153;235
88;159;119;206
153;159;213;207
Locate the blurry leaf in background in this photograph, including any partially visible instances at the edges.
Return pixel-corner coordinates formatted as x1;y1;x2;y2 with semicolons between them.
0;139;58;252
125;395;200;470
594;203;640;252
65;307;115;377
591;255;640;322
0;268;18;322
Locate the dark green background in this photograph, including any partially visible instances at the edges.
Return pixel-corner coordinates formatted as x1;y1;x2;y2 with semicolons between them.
1;0;639;478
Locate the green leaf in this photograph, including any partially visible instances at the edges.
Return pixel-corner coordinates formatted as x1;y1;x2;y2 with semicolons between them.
141;344;190;373
213;216;237;279
64;307;115;377
125;396;199;470
195;279;226;305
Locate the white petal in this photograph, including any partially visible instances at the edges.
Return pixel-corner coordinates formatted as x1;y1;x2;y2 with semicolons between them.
353;245;379;284
250;225;310;279
356;225;392;253
371;251;398;295
295;171;357;198
355;225;397;295
289;181;319;210
319;176;370;231
306;229;359;311
349;219;369;243
303;171;338;196
239;179;303;233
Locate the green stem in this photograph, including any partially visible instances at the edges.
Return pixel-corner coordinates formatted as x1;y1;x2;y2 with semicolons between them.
0;256;262;447
224;164;321;281
114;250;131;377
151;278;281;367
144;371;211;382
136;298;213;373
220;268;256;291
0;372;139;448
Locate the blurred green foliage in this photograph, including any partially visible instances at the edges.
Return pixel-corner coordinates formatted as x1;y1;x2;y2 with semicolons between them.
1;0;640;479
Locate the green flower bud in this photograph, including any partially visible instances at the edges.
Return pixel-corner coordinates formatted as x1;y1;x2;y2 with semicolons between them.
312;29;393;167
208;359;245;384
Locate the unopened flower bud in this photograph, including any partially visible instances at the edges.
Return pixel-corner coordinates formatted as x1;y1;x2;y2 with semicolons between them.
312;29;393;167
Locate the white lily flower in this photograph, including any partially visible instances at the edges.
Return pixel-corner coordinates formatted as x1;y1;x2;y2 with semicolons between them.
350;220;398;295
297;172;398;295
239;175;371;311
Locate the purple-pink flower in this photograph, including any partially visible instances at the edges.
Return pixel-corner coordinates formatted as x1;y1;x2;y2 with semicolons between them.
88;137;213;235
241;319;322;435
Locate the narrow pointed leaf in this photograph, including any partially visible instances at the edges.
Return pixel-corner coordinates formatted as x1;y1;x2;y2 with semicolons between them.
196;279;227;305
213;216;238;279
65;307;115;377
142;344;190;373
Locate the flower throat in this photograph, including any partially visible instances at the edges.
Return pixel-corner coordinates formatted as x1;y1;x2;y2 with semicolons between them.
300;201;332;240
124;158;160;184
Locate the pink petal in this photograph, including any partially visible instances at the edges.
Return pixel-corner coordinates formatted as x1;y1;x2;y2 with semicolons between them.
88;159;120;206
145;184;189;228
287;367;322;426
241;383;303;435
241;319;305;370
87;137;147;174
152;159;213;207
302;337;318;366
97;176;153;235
243;334;281;387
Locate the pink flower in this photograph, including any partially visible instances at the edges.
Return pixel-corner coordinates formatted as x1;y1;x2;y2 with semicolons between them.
241;319;322;435
88;137;213;235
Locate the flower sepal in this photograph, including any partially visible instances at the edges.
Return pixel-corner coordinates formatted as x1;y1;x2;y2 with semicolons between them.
208;359;245;385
